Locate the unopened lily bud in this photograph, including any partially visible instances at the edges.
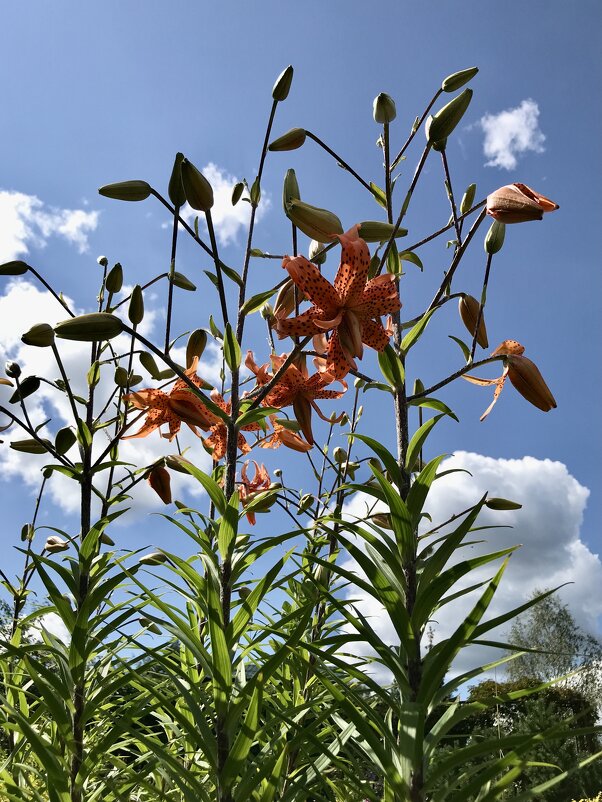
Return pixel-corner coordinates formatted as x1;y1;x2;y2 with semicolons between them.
297;493;314;514
185;328;208;368
274;278;298;320
282;168;300;211
460;183;477;215
45;535;70;553
260;303;274;322
9;376;40;403
272;65;294;101
353;377;365;390
285;198;343;242
358;221;407;243
5;361;21;378
139;551;168;566
441;67;479;92
10;438;51;454
97;255;108;268
98;180;152;202
100;532;115;545
129;285;144;326
269;127;307;151
106;263;123;294
168;152;186;208
459;294;488;348
147;465;172;504
339;413;349;426
372;513;393;530
484;220;506;254
373;93;397;124
485;497;522;511
55;427;77;455
333;447;347;463
55;313;124;342
21;323;55;348
181;158;214;212
487;183;559;224
231;182;245;206
273;468;282;478
426;89;473;144
114;366;129;387
171;272;196;291
308;239;327;265
0;260;29;276
506;355;557;412
368;458;383;473
238;586;252;600
140;617;162;635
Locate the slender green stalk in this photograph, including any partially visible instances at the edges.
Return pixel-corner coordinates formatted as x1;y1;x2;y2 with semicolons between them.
305;130;372;192
164;207;180;352
470;252;494;361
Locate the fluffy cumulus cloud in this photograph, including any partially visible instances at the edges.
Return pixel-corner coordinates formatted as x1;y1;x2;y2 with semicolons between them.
0;280;223;520
341;452;598;683
0;189;99;261
179;162;270;246
478;99;546;170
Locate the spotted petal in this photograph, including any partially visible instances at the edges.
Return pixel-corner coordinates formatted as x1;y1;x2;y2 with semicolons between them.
334;225;371;305
282;255;340;312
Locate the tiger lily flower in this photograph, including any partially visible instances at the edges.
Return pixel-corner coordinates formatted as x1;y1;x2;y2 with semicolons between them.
276;225;401;379
486;183;559;224
463;340;556;419
202;390;262;460
238;461;273;525
261;419;313;452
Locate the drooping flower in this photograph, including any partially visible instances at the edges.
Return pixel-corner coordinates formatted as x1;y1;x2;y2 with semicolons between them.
260;419;313;453
276;225;401;379
238;461;273;525
486;183;559;224
202;390;262;460
123;357;214;441
147;464;172;504
463;340;556;419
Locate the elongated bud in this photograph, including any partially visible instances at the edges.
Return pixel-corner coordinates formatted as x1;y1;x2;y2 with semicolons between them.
371;513;394;530
308;240;327;265
55;427;77;455
442;67;479;92
147;465;172;504
269;127;306;151
282;168;300;211
128;285;144;325
98;180;151;202
238;586;252;600
272;65;294;101
10;438;51;454
231;182;245;206
55;313;124;342
9;376;40;403
358;221;407;243
506;355;557;412
168;152;186;208
486;183;559;224
373;93;397;124
171;272;196;291
5;361;21;378
139;551;168;566
460;183;477;215
140;617;162;634
260;303;274;322
44;535;70;553
186;329;208;368
181;158;214;211
114;366;129;387
285;198;343;242
297;493;314;514
484;220;506;254
139;352;161;379
0;260;29;276
426;89;473;143
485;497;522;510
459;294;488;348
274;278;298;320
106;263;123;293
21;323;54;347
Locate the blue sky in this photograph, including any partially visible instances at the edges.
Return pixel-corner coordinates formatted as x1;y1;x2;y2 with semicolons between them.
0;1;600;663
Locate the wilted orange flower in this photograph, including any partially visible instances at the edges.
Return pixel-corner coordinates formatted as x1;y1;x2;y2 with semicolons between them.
147;464;172;504
486;183;559;224
238;461;272;525
463;340;556;419
276;225;401;379
123;357;213;441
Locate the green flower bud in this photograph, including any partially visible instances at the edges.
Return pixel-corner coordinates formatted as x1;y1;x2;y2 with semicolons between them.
55;313;124;342
168;152;186;208
5;361;21;378
98;180;152;202
21;323;55;348
485;497;522;511
297;493;314;514
460;183;477;215
358;221;408;243
238;586;252;600
44;535;70;553
353;377;365;390
441;67;479;93
181;158;214;212
484;220;506;254
231;182;245;206
260;303;274;321
186;329;207;368
171;272;196;291
55;427;77;455
282;168;301;211
97;255;108;268
268;128;307;151
272;65;294;101
373;93;397;124
128;285;144;326
114;366;129;387
0;260;29;276
10;438;51;454
426;89;473;144
139;351;161;379
9;376;40;403
285;198;343;242
333;447;347;463
308;240;327;265
106;263;123;294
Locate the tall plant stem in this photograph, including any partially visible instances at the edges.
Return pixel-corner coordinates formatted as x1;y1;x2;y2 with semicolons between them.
441;150;462;246
470;252;493;361
390;88;442;171
304;131;372;192
164;207;180;352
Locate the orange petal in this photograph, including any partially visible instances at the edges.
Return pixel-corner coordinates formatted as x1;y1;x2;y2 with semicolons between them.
334;225;371;306
358;274;402;317
282;255;340;311
361;318;390;352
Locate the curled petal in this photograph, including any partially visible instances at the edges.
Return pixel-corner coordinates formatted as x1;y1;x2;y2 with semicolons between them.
282;255;340;311
276;306;324;339
124;389;166;410
326;331;356;379
358;273;402;317
491;339;525;357
361;318;391;352
334;225;371;305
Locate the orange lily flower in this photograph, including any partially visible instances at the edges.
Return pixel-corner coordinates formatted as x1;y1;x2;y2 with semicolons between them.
202;390;262;460
261;419;313;452
463;340;556;419
123;357;214;441
238;460;272;525
276;225;401;379
248;352;346;445
486;183;559;224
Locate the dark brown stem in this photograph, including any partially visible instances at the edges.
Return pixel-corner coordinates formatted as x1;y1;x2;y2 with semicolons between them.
390;88;442;171
164;207;180;352
407;355;503;400
305;131;372;192
470;252;493;361
403;200;486;254
441;150;462;246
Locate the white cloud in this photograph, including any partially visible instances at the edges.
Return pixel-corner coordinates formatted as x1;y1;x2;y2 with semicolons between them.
478;99;545;170
0;189;99;261
180;162;270;246
341;452;598;684
0;280;223;520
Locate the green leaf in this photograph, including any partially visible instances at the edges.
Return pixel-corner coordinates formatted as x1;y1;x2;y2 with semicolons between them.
408;396;458;421
240;285;278;316
399;250;423;271
218;491;239;560
236;405;279;429
222;683;262;788
401;308;436;353
406;454;445;527
207;579;231;717
224;323;242;371
448;334;471;362
378;344;404;387
87;360;101;388
209;314;223;340
220;261;243;287
167;456;226;514
349;432;402;488
405;414;444;472
370;182;387;209
386;241;400;275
